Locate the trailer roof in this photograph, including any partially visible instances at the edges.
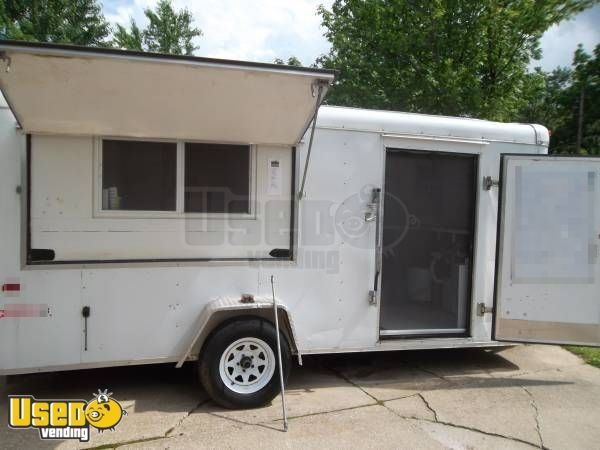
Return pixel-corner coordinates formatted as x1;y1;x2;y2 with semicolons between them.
318;106;549;146
0;40;334;145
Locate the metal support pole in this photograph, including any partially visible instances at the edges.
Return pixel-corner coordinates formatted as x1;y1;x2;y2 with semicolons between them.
270;275;288;431
298;83;324;200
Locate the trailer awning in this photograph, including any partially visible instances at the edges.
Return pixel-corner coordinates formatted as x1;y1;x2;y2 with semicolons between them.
0;41;334;145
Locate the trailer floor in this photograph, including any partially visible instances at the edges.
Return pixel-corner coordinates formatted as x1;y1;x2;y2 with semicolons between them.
2;344;599;449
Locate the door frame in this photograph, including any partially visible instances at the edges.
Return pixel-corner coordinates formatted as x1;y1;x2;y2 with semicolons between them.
378;144;482;338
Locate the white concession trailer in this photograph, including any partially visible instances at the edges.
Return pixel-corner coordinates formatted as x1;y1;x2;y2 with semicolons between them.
0;41;599;408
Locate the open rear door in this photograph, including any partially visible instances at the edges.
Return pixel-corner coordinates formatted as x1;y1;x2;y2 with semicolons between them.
495;155;600;346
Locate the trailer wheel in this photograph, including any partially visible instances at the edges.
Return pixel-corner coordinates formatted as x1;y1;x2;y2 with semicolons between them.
198;318;291;409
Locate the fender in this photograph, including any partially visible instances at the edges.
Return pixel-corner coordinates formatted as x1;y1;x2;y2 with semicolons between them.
175;297;301;368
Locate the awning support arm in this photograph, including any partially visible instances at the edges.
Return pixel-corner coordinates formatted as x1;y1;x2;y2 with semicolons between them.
297;82;325;200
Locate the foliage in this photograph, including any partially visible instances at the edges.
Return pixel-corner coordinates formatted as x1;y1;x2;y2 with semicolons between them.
112;0;201;55
274;56;303;67
566;346;600;368
317;0;595;121
517;44;600;154
113;19;144;52
0;0;110;46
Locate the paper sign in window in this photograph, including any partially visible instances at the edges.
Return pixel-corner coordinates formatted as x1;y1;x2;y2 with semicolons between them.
268;159;282;196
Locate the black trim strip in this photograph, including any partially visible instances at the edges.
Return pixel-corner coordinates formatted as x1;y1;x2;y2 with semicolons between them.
28;257;291;266
25;133;31;264
491;154;506;341
467;153;479;335
289;146;297;260
0;39;336;77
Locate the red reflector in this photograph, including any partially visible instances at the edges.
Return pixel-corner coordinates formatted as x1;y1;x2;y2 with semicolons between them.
2;283;20;292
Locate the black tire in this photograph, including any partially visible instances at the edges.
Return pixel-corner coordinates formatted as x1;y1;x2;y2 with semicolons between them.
198;318;291;409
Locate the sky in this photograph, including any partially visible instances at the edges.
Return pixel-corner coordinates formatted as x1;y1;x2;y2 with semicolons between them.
102;0;600;71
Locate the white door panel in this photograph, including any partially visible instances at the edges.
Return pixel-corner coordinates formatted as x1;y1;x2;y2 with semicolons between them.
495;155;600;346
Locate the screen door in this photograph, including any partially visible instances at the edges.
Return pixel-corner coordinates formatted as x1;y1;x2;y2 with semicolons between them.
380;149;477;337
495;155;600;346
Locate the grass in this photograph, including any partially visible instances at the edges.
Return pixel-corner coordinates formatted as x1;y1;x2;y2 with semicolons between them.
565;346;600;368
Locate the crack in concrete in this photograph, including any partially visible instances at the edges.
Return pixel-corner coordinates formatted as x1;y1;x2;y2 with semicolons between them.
411;392;542;449
427;361;549;449
522;386;546;449
85;434;172;450
274;402;379;421
405;415;543;449
413;365;453;384
208;410;286;432
86;399;212;449
325;365;385;405
504;366;571;379
164;398;210;436
327;364;544;450
417;393;439;422
87;362;555;448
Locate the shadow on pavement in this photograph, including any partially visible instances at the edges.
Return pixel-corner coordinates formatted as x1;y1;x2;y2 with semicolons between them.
1;347;569;416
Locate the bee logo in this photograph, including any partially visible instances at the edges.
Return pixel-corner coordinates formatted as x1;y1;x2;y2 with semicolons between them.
85;389;127;432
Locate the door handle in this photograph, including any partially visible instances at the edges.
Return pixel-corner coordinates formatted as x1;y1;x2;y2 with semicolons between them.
364;192;379;222
365;209;377;222
369;188;382;305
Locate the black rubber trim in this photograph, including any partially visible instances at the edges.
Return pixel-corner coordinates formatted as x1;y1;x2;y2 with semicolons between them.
25;133;31;264
491;155;506;341
0;39;336;76
29;249;55;261
27;257;291;266
269;249;291;258
289;146;297;260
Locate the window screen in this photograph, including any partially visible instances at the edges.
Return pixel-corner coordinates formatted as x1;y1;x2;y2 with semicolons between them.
102;140;177;211
185;143;251;214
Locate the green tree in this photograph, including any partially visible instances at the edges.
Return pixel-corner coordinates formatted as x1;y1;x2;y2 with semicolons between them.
517;67;572;127
1;0;110;46
317;0;596;121
113;0;202;55
274;56;303;67
114;19;143;51
551;44;599;154
517;44;600;155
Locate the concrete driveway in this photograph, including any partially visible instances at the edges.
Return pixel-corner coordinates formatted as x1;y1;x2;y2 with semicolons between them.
1;345;599;449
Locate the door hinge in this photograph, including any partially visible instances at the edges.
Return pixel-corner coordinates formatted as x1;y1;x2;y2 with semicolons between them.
483;176;500;191
368;290;377;306
477;302;494;316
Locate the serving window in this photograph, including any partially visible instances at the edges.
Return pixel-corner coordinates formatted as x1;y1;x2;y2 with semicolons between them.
102;139;177;211
96;138;255;218
185;143;251;214
30;134;291;262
